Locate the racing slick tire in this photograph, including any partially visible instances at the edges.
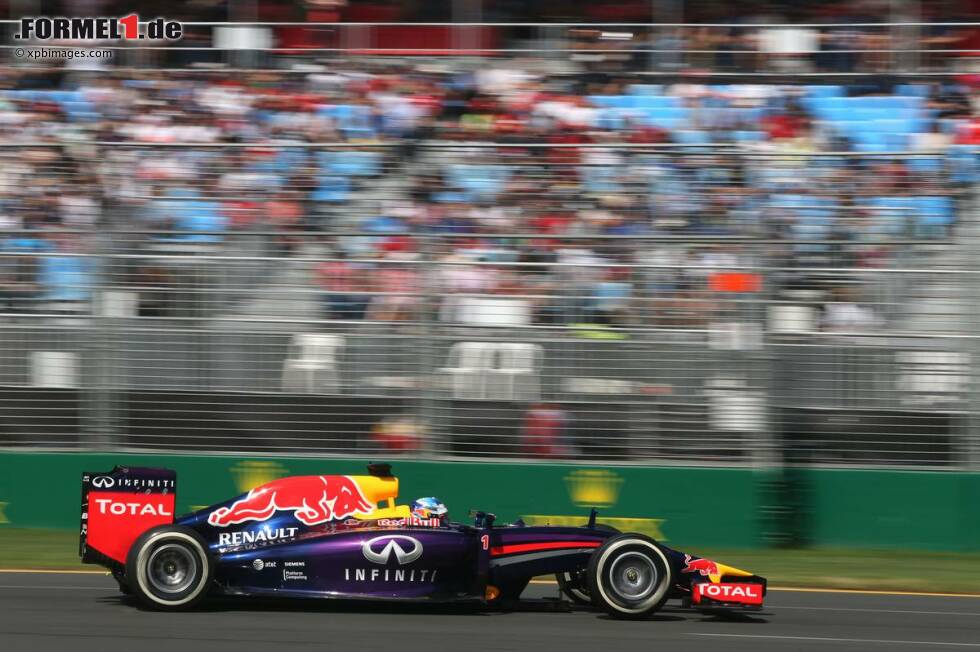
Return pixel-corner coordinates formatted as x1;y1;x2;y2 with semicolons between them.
586;534;673;620
126;525;213;611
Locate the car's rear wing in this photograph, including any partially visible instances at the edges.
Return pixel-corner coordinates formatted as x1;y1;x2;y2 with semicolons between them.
80;466;177;569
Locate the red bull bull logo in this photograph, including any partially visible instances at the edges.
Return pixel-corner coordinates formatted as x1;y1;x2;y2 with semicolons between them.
682;554;720;577
208;475;374;527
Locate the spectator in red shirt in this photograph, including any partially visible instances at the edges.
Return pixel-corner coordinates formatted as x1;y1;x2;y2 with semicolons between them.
522;403;573;458
366;253;422;321
314;252;369;320
266;190;305;256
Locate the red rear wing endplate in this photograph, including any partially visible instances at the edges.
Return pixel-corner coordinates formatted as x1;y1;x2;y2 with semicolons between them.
80;466;177;567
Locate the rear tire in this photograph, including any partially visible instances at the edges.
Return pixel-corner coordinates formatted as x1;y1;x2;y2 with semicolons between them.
126;525;212;611
586;534;672;620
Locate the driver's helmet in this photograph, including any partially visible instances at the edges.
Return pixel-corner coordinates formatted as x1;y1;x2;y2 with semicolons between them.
411;497;448;521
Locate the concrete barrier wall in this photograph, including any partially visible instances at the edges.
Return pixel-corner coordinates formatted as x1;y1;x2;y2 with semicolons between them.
0;452;976;551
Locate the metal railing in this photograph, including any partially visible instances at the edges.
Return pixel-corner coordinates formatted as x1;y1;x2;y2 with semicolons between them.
0;139;977;468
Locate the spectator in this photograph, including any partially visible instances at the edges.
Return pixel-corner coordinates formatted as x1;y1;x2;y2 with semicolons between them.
0;248;40;312
821;287;884;331
366;253;422;322
522;403;573;458
314;252;369;320
265;190;304;256
371;414;424;452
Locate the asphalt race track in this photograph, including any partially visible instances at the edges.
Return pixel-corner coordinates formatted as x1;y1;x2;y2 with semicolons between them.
0;572;978;651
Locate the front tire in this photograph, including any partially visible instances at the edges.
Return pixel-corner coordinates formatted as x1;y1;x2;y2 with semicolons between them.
586;534;673;620
126;525;212;611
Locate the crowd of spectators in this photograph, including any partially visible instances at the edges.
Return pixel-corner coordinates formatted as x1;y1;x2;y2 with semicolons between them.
1;49;978;326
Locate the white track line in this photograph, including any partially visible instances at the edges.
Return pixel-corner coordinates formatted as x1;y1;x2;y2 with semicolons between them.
527;579;980;599
0;585;108;590
690;634;980;647
0;569;107;575
773;605;980;616
771;586;980;598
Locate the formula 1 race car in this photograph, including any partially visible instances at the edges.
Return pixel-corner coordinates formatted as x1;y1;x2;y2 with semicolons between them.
79;464;766;619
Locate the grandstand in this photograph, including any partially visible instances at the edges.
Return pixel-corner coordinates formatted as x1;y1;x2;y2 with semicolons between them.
0;5;978;469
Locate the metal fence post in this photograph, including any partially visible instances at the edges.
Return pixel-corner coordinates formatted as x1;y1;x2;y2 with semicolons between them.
82;214;118;450
418;176;441;458
967;191;980;471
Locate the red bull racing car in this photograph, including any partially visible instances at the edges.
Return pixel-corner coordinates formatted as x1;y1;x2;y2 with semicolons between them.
79;463;766;619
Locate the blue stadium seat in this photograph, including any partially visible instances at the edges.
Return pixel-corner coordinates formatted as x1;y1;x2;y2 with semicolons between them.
804;85;845;99
580;165;622;193
852;106;892;122
588;95;634;109
885;132;909;150
449;164;511;200
674;130;711;146
58;91;82;103
811;96;846;115
894;95;925;111
317;104;354;121
634;95;681;110
732;130;766;143
319;151;382;177
161;191;226;243
938;118;964;135
854;131;890;153
315;104;375;139
868;196;916;235
790;207;833;252
272;149;309;175
857;96;916;112
905;117;929;134
644;106;688;128
40;255;93;302
916;196;954;227
648;117;682;131
818;108;846;123
312;176;352;203
832;121;864;137
883;119;916;134
4;237;51;253
860;119;891;133
948;145;979;183
896;84;930;98
432;191;470;203
907;157;943;174
596;108;627;130
363;215;407;233
702;94;731;109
